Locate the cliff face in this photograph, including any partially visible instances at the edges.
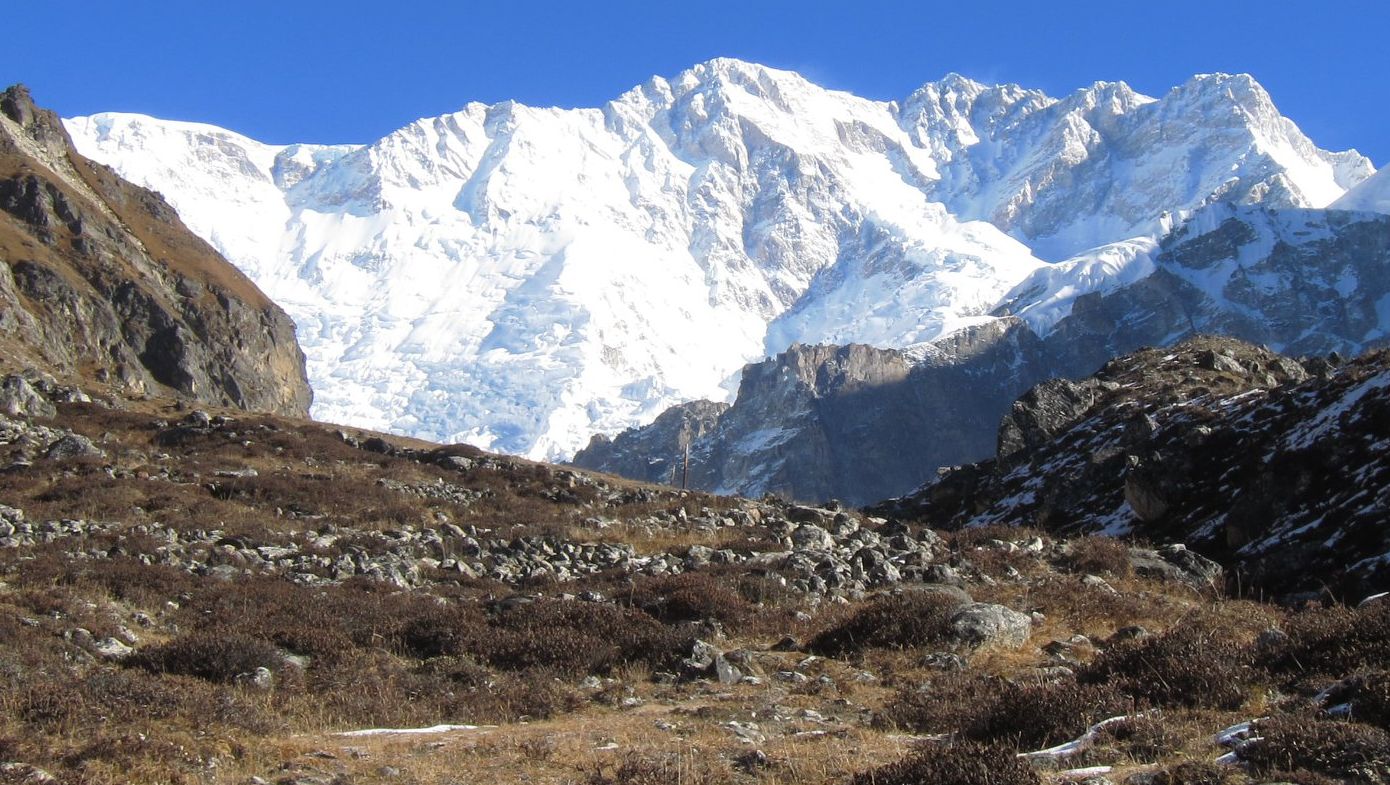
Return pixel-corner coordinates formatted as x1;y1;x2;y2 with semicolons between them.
574;329;1052;505
0;86;310;415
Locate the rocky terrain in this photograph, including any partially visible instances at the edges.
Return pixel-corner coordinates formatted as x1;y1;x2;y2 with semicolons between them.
0;85;310;417
873;335;1390;601
579;204;1390;504
575;323;1048;504
1;371;1389;785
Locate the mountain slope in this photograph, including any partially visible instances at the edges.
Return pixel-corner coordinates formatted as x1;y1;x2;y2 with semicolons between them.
1333;166;1390;215
64;61;1371;458
872;336;1390;597
577;206;1390;504
0;85;310;415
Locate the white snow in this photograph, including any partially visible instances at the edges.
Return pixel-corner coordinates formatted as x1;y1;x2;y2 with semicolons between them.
63;61;1374;458
1018;714;1135;760
1333;167;1390;215
336;724;489;736
1359;591;1390;607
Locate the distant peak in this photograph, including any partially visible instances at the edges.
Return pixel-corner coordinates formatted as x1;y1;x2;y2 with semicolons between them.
1063;79;1155;111
936;72;986;91
1178;72;1269;100
676;58;806;89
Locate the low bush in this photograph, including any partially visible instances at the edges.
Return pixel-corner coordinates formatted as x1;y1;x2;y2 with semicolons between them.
627;573;750;626
1092;715;1183;763
847;742;1041;785
127;631;283;684
398;603;489;659
882;676;1132;751
586;751;729;785
807;590;964;657
1141;761;1238;785
1263;601;1390;678
1349;671;1390;730
1080;616;1258;709
1062;535;1134;578
486;599;690;675
1237;716;1390;781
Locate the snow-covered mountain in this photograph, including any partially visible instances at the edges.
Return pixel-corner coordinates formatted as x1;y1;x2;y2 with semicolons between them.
577;205;1390;504
63;60;1373;459
1334;167;1390;215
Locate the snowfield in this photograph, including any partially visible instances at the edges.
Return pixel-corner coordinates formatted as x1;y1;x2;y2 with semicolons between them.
65;60;1374;459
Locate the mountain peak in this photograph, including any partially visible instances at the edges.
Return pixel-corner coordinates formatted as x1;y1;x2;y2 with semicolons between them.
1172;71;1271;107
671;57;815;98
63;66;1375;459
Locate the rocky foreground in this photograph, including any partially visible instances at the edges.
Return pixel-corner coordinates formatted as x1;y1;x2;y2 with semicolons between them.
0;357;1388;785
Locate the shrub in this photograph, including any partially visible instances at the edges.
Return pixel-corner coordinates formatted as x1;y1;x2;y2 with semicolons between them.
1092;715;1183;763
486;599;689;675
1349;671;1390;731
1142;761;1238;785
586;751;728;785
628;574;750;626
15;680;86;729
1237;716;1390;781
882;676;1132;751
128;631;282;683
399;603;489;659
1264;601;1390;678
847;743;1041;785
807;590;964;657
1080;616;1257;709
1062;535;1134;578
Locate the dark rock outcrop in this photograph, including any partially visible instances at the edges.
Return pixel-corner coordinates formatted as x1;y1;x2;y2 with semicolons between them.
0;85;310;415
874;336;1390;598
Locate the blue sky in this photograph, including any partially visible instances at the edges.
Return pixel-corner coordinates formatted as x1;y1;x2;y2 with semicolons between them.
7;1;1388;164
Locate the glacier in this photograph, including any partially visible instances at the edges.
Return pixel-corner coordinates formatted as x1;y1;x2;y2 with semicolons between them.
63;59;1374;459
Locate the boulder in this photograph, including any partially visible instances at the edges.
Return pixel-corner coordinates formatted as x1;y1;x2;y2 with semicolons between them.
0;375;55;418
948;602;1033;650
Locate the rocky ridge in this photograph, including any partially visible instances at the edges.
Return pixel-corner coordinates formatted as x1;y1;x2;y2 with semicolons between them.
873;335;1390;599
0;85;310;416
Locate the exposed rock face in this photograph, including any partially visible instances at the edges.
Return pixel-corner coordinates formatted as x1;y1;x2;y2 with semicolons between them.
576;400;729;486
0;85;310;415
579;206;1390;505
874;336;1390;597
1036;206;1390;367
575;331;1050;505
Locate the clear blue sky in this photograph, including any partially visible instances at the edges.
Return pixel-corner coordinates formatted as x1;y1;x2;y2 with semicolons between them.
7;1;1387;165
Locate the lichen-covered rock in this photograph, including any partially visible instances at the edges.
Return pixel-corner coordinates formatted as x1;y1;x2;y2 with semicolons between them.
948;602;1033;650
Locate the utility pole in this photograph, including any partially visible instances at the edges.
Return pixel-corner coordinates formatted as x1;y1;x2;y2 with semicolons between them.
681;439;690;491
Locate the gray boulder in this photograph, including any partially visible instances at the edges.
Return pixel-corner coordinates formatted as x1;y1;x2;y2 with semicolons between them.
0;375;55;419
948;602;1033;650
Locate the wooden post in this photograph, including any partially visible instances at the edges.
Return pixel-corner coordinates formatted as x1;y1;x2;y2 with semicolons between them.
682;440;690;490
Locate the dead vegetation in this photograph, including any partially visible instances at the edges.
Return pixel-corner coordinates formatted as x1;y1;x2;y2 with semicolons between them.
0;400;1387;784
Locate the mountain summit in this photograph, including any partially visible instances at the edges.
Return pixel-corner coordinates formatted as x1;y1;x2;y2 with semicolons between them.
64;61;1374;458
